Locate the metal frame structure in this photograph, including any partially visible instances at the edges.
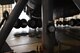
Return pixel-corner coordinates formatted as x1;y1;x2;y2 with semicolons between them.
0;0;55;53
0;0;28;50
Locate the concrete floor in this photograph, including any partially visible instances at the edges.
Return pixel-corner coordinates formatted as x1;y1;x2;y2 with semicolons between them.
6;26;80;53
6;27;41;53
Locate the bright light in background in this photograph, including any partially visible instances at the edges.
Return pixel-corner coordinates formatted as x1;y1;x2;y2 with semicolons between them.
11;3;30;33
12;3;30;21
19;11;30;21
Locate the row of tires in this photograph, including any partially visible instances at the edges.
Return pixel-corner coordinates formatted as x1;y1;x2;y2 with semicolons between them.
2;10;42;29
14;18;42;29
56;19;80;26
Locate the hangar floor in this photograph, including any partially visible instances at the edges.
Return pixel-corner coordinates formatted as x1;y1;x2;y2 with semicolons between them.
6;27;41;53
6;26;80;53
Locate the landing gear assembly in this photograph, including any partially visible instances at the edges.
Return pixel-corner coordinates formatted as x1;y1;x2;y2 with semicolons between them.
0;0;80;53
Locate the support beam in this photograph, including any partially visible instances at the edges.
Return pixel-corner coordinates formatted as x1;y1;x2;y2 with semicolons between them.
42;0;55;53
0;0;28;49
73;0;80;10
0;42;12;52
